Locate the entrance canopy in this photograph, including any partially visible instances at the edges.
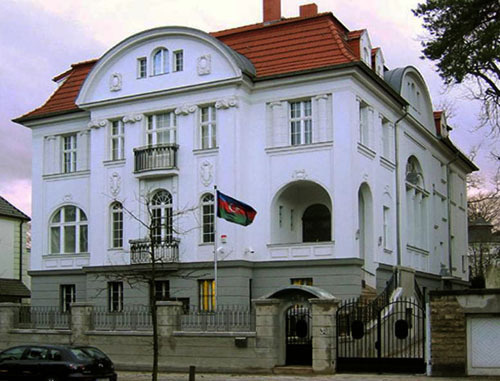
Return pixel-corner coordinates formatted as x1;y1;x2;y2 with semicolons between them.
259;285;336;301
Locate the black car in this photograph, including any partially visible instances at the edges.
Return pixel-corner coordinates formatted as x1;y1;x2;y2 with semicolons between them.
0;344;117;381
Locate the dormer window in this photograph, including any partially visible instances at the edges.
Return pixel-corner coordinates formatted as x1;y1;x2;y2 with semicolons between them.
152;48;168;75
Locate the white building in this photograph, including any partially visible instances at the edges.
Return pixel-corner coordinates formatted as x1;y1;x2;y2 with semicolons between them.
15;1;476;310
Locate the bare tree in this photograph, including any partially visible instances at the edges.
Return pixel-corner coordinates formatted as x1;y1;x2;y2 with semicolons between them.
98;191;203;381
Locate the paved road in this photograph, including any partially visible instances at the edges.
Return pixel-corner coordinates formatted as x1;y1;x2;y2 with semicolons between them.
117;371;492;380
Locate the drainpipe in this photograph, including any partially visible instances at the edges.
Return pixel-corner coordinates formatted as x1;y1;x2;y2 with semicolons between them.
19;220;23;281
445;153;460;277
394;106;409;268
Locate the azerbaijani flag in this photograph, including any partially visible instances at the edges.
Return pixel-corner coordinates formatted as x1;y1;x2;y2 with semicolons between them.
216;191;257;226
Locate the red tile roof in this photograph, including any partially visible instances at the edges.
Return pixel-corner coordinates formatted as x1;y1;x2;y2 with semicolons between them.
16;13;363;122
15;60;97;122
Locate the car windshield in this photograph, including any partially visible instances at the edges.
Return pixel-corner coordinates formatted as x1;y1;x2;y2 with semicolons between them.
69;348;92;361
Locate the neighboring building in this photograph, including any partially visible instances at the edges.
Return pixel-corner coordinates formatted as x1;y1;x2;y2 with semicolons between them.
0;196;31;303
468;218;500;288
14;0;477;310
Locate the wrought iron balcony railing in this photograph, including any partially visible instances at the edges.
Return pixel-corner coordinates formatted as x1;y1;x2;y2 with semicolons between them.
129;238;180;264
134;144;178;173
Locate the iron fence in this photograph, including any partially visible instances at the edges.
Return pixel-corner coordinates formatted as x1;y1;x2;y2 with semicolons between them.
134;144;178;173
90;305;152;331
180;305;255;332
129;238;179;264
16;306;71;329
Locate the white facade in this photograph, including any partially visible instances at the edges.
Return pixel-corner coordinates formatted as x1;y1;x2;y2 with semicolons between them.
18;15;475;308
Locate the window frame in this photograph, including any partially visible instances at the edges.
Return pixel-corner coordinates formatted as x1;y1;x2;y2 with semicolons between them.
154;280;170;301
49;206;88;254
289;99;312;146
359;101;370;147
147;112;177;146
152;48;168;76
137;57;147;78
151;190;173;243
110;202;124;249
60;284;76;313
201;193;215;243
108;281;123;312
62;134;77;173
199;279;215;311
291;278;313;286
173;50;183;72
199;105;217;149
110;120;125;161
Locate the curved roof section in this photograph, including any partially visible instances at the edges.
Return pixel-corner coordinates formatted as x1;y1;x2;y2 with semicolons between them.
76;26;255;106
260;285;336;300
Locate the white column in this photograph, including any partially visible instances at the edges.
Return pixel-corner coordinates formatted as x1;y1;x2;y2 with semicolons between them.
77;130;90;171
269;101;284;147
314;94;329;143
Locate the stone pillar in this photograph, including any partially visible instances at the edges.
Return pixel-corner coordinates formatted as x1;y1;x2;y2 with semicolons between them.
310;298;339;373
397;266;415;298
0;303;20;336
157;301;183;337
253;299;281;366
71;302;93;345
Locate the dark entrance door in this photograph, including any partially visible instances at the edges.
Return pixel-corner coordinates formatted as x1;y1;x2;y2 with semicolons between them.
336;298;425;373
286;305;312;365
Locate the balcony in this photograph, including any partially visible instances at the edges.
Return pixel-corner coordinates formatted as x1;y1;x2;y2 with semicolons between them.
129;238;180;265
134;144;179;178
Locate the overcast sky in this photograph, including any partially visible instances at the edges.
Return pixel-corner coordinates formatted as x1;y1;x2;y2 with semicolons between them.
0;0;495;216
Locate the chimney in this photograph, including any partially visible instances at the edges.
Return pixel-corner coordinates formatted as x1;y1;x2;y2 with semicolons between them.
300;3;318;18
263;0;281;23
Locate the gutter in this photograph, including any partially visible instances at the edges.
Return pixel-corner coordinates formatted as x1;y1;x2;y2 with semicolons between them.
394;106;410;266
19;220;23;281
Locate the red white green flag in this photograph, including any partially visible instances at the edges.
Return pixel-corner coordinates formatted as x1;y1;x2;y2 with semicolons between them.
216;191;257;226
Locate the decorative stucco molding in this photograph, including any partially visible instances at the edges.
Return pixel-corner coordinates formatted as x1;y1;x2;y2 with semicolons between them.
88;119;108;129
200;160;213;187
215;98;238;109
122;114;143;124
109;73;122;92
63;194;73;202
109;172;122;197
314;94;329;101
175;104;197;115
197;54;211;75
292;169;308;180
269;101;282;109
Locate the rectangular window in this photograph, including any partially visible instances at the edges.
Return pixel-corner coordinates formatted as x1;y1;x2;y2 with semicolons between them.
111;204;123;249
383;206;390;249
110;120;124;160
62;134;77;173
147;112;177;145
108;282;123;312
289;100;312;145
155;280;170;301
202;195;215;243
359;102;369;146
199;279;215;311
291;278;313;286
60;284;76;313
382;119;392;159
137;57;147;78
200;106;216;149
173;50;183;72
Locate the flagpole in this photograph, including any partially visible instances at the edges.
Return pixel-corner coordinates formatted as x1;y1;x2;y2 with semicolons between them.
213;185;218;311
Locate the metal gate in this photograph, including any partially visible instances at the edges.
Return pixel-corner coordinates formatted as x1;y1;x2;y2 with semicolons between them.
286;305;312;365
336;298;425;373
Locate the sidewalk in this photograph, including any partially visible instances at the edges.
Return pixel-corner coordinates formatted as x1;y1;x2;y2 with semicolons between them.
117;371;486;380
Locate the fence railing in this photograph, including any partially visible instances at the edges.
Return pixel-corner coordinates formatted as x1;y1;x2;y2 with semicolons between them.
129;238;180;264
91;305;152;331
180;305;255;332
134;144;178;173
16;306;71;329
366;270;398;314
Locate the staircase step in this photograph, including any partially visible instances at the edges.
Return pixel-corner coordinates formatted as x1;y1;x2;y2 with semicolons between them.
273;366;314;375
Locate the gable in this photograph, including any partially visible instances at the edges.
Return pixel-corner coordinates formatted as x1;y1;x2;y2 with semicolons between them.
76;27;255;107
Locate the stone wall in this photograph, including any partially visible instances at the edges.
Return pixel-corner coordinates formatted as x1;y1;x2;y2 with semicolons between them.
429;289;500;377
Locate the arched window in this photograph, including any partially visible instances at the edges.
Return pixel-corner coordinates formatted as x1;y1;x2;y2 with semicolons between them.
152;48;168;75
302;204;331;242
151;190;173;243
406;157;427;249
110;202;123;249
201;193;215;243
50;206;88;254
